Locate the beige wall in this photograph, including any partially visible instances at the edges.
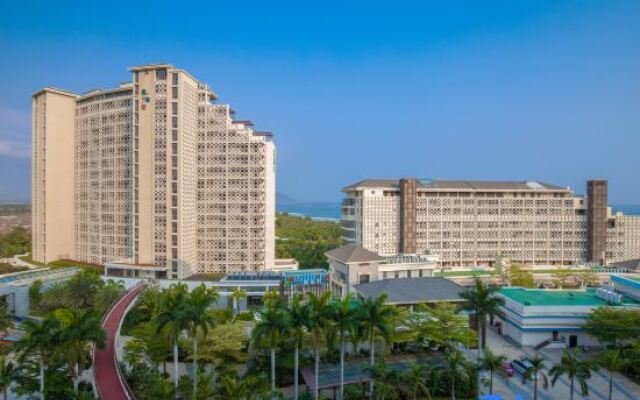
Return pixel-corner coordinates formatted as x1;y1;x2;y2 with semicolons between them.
32;90;77;263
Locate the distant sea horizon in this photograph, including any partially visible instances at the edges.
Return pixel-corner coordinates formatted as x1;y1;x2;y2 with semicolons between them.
277;202;640;221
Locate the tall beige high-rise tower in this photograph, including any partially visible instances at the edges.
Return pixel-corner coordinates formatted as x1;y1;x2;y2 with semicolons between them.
32;64;275;277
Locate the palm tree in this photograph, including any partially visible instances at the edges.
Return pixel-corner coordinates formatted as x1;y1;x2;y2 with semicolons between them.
93;279;125;315
185;284;219;398
445;350;470;400
522;355;548;400
330;293;358;400
0;355;17;400
362;359;401;400
305;292;331;400
0;309;14;338
549;348;595;400
286;294;307;400
401;362;437;400
596;349;628;400
39;282;69;312
252;299;289;394
460;278;504;397
480;349;506;394
14;315;61;399
360;294;396;398
459;278;504;350
63;270;103;309
53;308;106;393
230;288;247;315
155;283;191;390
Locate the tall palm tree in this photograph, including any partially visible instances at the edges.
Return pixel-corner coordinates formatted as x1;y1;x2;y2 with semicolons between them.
460;278;504;397
287;294;307;400
445;350;470;400
596;349;628;400
549;348;595;400
459;278;505;349
252;299;289;395
230;288;247;315
480;349;506;394
14;315;61;399
0;355;17;400
330;293;358;400
360;294;396;398
522;355;548;400
305;292;331;400
155;283;191;390
185;284;219;399
53;308;106;393
93;279;125;315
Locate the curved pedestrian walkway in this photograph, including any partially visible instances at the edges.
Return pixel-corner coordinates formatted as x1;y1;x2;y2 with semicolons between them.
93;282;146;400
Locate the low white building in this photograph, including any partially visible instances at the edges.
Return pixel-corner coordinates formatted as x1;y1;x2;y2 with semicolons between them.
495;280;640;349
326;244;439;298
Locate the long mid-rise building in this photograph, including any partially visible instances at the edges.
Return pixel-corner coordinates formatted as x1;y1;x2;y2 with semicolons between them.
341;178;640;267
32;64;275;277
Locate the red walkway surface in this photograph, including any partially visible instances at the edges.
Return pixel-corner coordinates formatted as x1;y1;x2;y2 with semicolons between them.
93;284;146;400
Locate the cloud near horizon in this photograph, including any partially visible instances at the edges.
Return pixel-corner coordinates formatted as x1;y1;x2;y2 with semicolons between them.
0;106;31;159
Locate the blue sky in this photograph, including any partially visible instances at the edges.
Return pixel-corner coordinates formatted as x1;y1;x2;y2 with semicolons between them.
1;1;639;203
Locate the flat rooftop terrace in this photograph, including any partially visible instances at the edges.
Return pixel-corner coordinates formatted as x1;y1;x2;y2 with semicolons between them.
499;287;606;307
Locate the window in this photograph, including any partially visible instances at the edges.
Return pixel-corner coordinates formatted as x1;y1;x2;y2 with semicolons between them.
156;69;167;80
172;73;179;85
172;102;178;115
359;274;370;284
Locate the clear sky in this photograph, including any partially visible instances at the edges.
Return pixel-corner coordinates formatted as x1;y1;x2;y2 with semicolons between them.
1;0;639;203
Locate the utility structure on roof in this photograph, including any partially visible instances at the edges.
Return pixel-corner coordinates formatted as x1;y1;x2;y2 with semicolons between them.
341;178;640;268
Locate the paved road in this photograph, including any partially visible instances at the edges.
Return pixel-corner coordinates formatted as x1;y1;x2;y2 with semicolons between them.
468;328;640;400
93;284;145;400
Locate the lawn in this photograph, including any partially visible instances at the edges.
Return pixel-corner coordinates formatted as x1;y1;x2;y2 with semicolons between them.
18;254;104;274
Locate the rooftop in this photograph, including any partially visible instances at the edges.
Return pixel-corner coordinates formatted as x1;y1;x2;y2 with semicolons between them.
355;277;464;304
343;179;568;192
325;244;384;264
499;287;607;306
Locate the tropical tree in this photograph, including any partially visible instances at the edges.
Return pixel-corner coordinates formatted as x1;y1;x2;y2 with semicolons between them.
124;321;173;375
286;294;307;400
252;298;289;394
551;267;574;289
39;282;69;312
460;278;504;349
185;284;219;398
413;302;474;351
584;307;640;347
549;348;595;400
480;349;506;394
522;355;548;400
360;294;396;398
230;288;247;315
0;309;14;338
595;349;628;400
14;315;61;399
400;362;440;400
63;270;103;309
509;263;535;288
94;279;125;315
0;355;17;400
154;283;191;389
445;350;470;400
362;359;401;400
53;308;106;393
305;292;331;400
330;293;359;400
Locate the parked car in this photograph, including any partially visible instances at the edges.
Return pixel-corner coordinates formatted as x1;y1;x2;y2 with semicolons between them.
512;359;538;379
500;361;514;377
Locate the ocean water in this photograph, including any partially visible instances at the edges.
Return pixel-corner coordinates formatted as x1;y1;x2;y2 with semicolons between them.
277;203;640;221
276;203;340;221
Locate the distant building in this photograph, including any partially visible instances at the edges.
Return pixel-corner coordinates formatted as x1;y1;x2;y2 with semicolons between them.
325;244;439;298
341;178;640;268
32;64;275;277
495;280;640;348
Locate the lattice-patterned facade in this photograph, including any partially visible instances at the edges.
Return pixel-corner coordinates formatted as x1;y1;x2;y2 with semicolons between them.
342;179;640;267
75;86;134;264
32;64;275;276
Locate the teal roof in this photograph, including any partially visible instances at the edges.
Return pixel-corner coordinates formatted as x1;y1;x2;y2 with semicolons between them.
499;287;607;307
